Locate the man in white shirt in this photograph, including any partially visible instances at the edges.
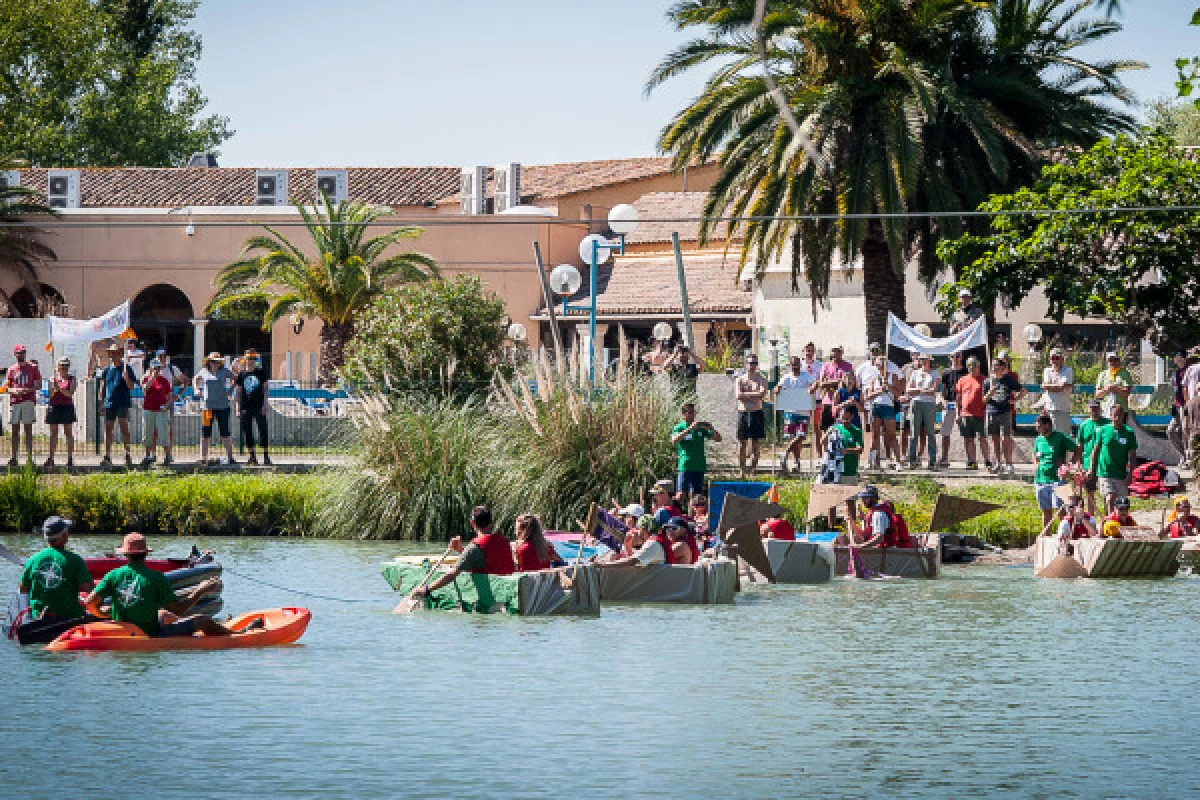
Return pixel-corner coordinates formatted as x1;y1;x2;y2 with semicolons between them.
855;342;902;394
1040;347;1075;434
776;355;816;473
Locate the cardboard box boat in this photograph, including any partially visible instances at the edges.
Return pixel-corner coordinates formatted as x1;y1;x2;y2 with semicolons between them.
1034;535;1182;578
834;534;942;579
381;557;600;616
596;558;738;604
740;538;835;584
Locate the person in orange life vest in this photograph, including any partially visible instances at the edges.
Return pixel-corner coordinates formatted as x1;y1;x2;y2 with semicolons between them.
597;515;676;567
1055;494;1098;540
1105;496;1136;528
1166;497;1200;538
409;506;514;602
664;516;699;564
759;517;796;541
849;486;913;548
514;513;559;572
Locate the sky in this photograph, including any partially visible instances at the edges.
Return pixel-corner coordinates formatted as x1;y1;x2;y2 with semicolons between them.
191;0;1199;168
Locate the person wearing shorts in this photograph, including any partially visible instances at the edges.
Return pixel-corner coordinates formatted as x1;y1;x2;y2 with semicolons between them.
1088;405;1137;517
775;356;815;473
1032;414;1080;529
983;358;1025;474
194;352;235;466
4;344;42;467
954;357;990;469
100;344;135;468
140;358;173;466
734;355;769;477
45;357;77;468
937;352;966;468
1075;399;1109;516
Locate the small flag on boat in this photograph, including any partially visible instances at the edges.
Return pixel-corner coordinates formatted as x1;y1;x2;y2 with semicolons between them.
588;506;626;553
765;483;780;504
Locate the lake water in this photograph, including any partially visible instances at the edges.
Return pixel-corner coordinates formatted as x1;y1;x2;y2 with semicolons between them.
2;535;1199;799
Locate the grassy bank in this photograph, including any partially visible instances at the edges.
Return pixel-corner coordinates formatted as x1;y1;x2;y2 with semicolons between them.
0;469;320;536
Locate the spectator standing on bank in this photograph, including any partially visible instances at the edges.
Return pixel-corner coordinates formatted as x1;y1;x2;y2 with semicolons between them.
234;348;271;466
44;357;76;469
905;354;939;470
776;355;814;473
664;344;703;394
815;345;854;448
4;345;41;467
1040;348;1075;434
1032;413;1080;530
1169;350;1191;457
864;354;902;470
983;357;1025;474
856;343;902;469
734;354;769;477
195;352;235;466
955;357;991;470
1095;351;1133;420
140;358;173;466
937;352;967;468
155;348;187;456
99;343;135;468
642;339;670;375
670;401;720;500
1088;404;1137;516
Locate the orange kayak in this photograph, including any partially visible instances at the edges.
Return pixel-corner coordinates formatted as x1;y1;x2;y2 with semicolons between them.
44;607;311;652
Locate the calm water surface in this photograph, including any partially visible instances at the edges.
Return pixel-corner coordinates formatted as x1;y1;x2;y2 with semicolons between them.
2;534;1199;799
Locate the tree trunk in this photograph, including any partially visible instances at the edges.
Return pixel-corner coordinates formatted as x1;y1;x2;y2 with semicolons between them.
861;226;907;354
318;321;355;384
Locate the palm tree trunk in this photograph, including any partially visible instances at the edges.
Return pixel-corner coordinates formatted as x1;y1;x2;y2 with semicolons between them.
861;225;906;352
318;321;355;384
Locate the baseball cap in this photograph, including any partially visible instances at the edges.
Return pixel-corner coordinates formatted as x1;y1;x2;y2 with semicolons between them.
1115;496;1131;510
42;516;72;538
1049;347;1064;357
620;503;645;518
149;358;162;368
13;344;26;354
868;342;882;352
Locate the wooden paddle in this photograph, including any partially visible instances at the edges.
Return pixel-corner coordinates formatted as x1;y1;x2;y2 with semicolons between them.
393;547;454;614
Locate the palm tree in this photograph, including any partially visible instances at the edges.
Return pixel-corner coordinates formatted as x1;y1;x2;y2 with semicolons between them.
207;193;439;381
0;160;56;316
648;0;1139;346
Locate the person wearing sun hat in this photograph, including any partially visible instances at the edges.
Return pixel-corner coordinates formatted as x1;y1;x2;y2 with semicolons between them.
85;532;232;638
100;342;136;468
193;352;235;466
234;347;271;466
44;356;77;469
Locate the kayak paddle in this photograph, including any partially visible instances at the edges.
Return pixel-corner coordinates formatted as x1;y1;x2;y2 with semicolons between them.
393;546;453;614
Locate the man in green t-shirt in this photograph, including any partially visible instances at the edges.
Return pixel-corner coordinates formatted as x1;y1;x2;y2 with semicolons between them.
85;532;232;638
18;516;93;621
1087;405;1137;517
1075;399;1110;516
670;402;722;502
1031;414;1080;528
820;406;864;528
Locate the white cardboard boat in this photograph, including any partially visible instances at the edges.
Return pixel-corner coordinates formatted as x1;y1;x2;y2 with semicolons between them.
597;558;738;604
833;534;942;579
1034;534;1182;578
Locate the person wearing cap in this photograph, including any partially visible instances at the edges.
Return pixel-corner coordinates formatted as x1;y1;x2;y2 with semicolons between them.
775;354;815;473
937;352;967;468
734;353;769;477
1165;497;1200;538
664;516;699;563
949;288;983;333
408;506;520;602
1032;413;1080;529
1094;352;1133;419
194;352;235;466
651;484;684;527
1087;404;1137;517
983;356;1025;474
140;358;173;466
85;532;232;638
1040;347;1075;434
615;502;645;530
3;344;42;467
1075;398;1110;516
1104;496;1136;530
759;516;796;542
596;514;675;567
44;356;77;469
18;517;93;622
99;343;136;468
664;343;703;389
905;353;939;470
848;486;913;548
234;348;271;466
671;401;720;501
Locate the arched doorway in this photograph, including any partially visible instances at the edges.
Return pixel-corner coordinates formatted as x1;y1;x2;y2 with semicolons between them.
131;284;195;373
10;283;65;318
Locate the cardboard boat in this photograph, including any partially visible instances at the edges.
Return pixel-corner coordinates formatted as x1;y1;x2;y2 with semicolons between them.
595;558;738;604
833;534;942;579
1177;537;1200;568
740;538;835;584
1034;535;1182;578
382;557;600;616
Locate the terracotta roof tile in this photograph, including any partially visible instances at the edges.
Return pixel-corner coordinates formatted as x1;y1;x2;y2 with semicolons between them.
625;191;734;244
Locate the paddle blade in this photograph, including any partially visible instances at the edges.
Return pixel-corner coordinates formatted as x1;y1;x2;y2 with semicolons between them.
393;596;421;614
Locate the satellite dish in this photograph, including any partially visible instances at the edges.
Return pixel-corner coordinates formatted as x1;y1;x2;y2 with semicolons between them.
578;234;612;265
652;322;673;341
549;264;582;296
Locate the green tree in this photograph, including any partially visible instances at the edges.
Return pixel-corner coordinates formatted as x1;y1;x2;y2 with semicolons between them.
207;194;440;382
346;276;508;391
0;159;57;316
1176;7;1200;110
1145;98;1200;145
937;135;1200;352
649;0;1139;345
0;0;231;166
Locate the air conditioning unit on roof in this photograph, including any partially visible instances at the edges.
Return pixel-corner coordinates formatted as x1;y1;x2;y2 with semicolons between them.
460;166;486;215
255;170;288;205
315;169;347;204
492;162;521;213
0;170;19;189
47;170;80;208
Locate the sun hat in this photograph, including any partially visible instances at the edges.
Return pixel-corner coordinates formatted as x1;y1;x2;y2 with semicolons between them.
1049;347;1064;357
917;353;931;361
1105;351;1119;360
56;357;70;367
868;342;882;352
653;479;674;493
149;358;162;368
619;503;645;518
42;516;72;539
206;351;223;362
1175;496;1191;508
114;532;152;555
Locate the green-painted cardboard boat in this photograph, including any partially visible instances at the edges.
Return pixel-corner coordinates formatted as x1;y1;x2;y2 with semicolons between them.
381;556;600;616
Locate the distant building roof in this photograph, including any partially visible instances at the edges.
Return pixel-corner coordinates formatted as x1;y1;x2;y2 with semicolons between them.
625;191;733;245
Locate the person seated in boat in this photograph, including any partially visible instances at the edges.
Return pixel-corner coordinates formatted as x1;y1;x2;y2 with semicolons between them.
651;484;684;526
597;515;676;568
1165;497;1200;538
664;516;699;564
615;502;645;531
84;532;232;638
688;494;711;537
1104;496;1136;530
17;516;94;623
850;486;914;548
410;506;515;601
514;514;558;572
1055;496;1098;540
759;516;796;541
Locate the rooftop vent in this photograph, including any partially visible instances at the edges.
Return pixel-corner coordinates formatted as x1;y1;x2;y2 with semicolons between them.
187;152;219;168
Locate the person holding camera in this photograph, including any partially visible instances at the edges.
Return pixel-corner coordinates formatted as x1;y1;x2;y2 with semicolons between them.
671;401;721;501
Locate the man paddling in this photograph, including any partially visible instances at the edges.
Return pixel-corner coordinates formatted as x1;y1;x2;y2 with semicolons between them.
849;486;913;548
408;506;515;601
18;517;93;622
85;532;233;637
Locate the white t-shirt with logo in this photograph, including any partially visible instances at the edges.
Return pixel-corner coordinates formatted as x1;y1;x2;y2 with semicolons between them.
1041;365;1075;412
907;369;940;403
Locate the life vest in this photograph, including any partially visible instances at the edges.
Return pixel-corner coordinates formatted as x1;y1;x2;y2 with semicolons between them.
472;533;515;575
1065;516;1094;539
652;533;676;565
1105;512;1136;528
1128;460;1168;498
872;504;913;548
515;541;553;572
1167;515;1200;538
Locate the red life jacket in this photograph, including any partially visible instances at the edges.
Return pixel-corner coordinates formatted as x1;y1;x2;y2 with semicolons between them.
472;533;515;576
652;533;676;565
1167;515;1200;538
765;518;796;541
1067;516;1095;539
872;504;913;548
1128;460;1168;498
515;541;553;572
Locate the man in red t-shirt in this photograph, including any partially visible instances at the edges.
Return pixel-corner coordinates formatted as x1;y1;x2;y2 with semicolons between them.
140;358;174;466
759;516;796;540
5;344;42;466
953;356;991;470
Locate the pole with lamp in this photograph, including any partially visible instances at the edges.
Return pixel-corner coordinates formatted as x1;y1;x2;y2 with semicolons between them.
506;321;527;366
1024;323;1043;383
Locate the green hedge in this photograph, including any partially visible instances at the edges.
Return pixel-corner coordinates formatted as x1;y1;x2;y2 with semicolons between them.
0;469;320;536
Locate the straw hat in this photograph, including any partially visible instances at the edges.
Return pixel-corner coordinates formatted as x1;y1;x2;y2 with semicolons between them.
206;351;223;363
114;532;152;555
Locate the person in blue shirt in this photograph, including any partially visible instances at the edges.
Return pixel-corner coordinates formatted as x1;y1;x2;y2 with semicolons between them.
100;344;136;467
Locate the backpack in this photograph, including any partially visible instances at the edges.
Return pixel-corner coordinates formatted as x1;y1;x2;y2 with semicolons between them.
1128;460;1168;498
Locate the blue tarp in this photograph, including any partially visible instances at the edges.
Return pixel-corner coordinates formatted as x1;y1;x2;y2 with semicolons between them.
708;481;772;527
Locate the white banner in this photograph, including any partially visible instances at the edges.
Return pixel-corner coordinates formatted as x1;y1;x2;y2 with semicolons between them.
885;312;987;355
775;388;815;413
47;300;130;344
